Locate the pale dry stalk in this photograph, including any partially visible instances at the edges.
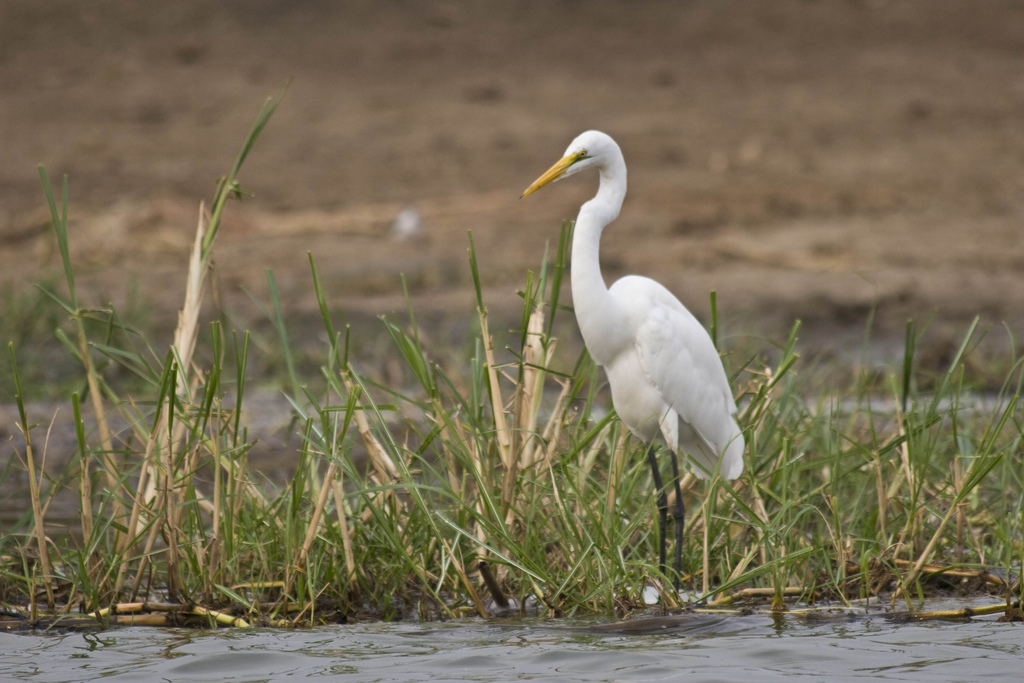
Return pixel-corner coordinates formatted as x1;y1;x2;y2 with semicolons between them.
516;309;552;468
122;205;210;585
18;432;54;607
331;479;358;592
289;460;339;594
76;325;122;526
477;307;512;470
162;411;183;602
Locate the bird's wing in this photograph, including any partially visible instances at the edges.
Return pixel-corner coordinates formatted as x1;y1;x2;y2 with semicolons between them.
630;287;744;479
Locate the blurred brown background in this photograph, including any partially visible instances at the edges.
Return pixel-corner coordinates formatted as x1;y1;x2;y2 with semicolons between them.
3;0;1024;364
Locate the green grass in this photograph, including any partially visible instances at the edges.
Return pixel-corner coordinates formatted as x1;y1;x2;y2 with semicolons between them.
1;88;1022;628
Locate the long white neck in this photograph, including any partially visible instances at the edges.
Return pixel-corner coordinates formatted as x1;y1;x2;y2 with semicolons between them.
571;154;627;365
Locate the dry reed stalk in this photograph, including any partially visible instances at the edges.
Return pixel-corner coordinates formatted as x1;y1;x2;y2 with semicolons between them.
722;544;760;588
191;604;250;627
75;326;122;527
710;586;803;606
161;396;183;602
145;204;213;601
136;217;211;518
173;204;210;400
477;307;512;470
118;204;209;598
857;558;1008;587
288;460;339;595
92;602;249;627
287;583;334;627
8;345;53;607
331;479;358;592
112;613;170;626
514;309;551;465
500;311;551;521
19;430;54;607
898;602;1016;621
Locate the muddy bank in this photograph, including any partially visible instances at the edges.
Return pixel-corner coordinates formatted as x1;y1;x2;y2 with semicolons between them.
2;0;1023;347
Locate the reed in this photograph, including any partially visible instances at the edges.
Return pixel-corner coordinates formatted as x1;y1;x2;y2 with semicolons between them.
1;90;1022;628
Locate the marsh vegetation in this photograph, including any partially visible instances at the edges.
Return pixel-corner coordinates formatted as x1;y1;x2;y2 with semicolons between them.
2;91;1022;631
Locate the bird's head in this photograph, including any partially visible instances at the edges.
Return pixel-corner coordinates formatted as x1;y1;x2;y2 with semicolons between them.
521;130;619;198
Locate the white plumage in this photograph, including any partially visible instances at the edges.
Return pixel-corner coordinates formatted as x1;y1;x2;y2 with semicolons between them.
608;275;744;479
523;130;744;587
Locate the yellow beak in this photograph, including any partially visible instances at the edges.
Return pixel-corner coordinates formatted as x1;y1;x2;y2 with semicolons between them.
521;151;585;198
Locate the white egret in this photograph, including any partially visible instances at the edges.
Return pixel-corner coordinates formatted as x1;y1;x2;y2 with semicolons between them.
522;130;744;589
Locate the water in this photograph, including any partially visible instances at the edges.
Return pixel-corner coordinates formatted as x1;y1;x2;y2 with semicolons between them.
2;605;1020;682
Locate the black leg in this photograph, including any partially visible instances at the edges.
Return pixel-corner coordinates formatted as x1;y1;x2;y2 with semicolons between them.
668;449;685;592
645;445;668;584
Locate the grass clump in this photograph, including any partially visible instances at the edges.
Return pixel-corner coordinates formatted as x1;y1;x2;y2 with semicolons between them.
2;90;1023;629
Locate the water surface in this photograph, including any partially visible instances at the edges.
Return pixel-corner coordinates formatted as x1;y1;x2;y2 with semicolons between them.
2;606;1019;682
